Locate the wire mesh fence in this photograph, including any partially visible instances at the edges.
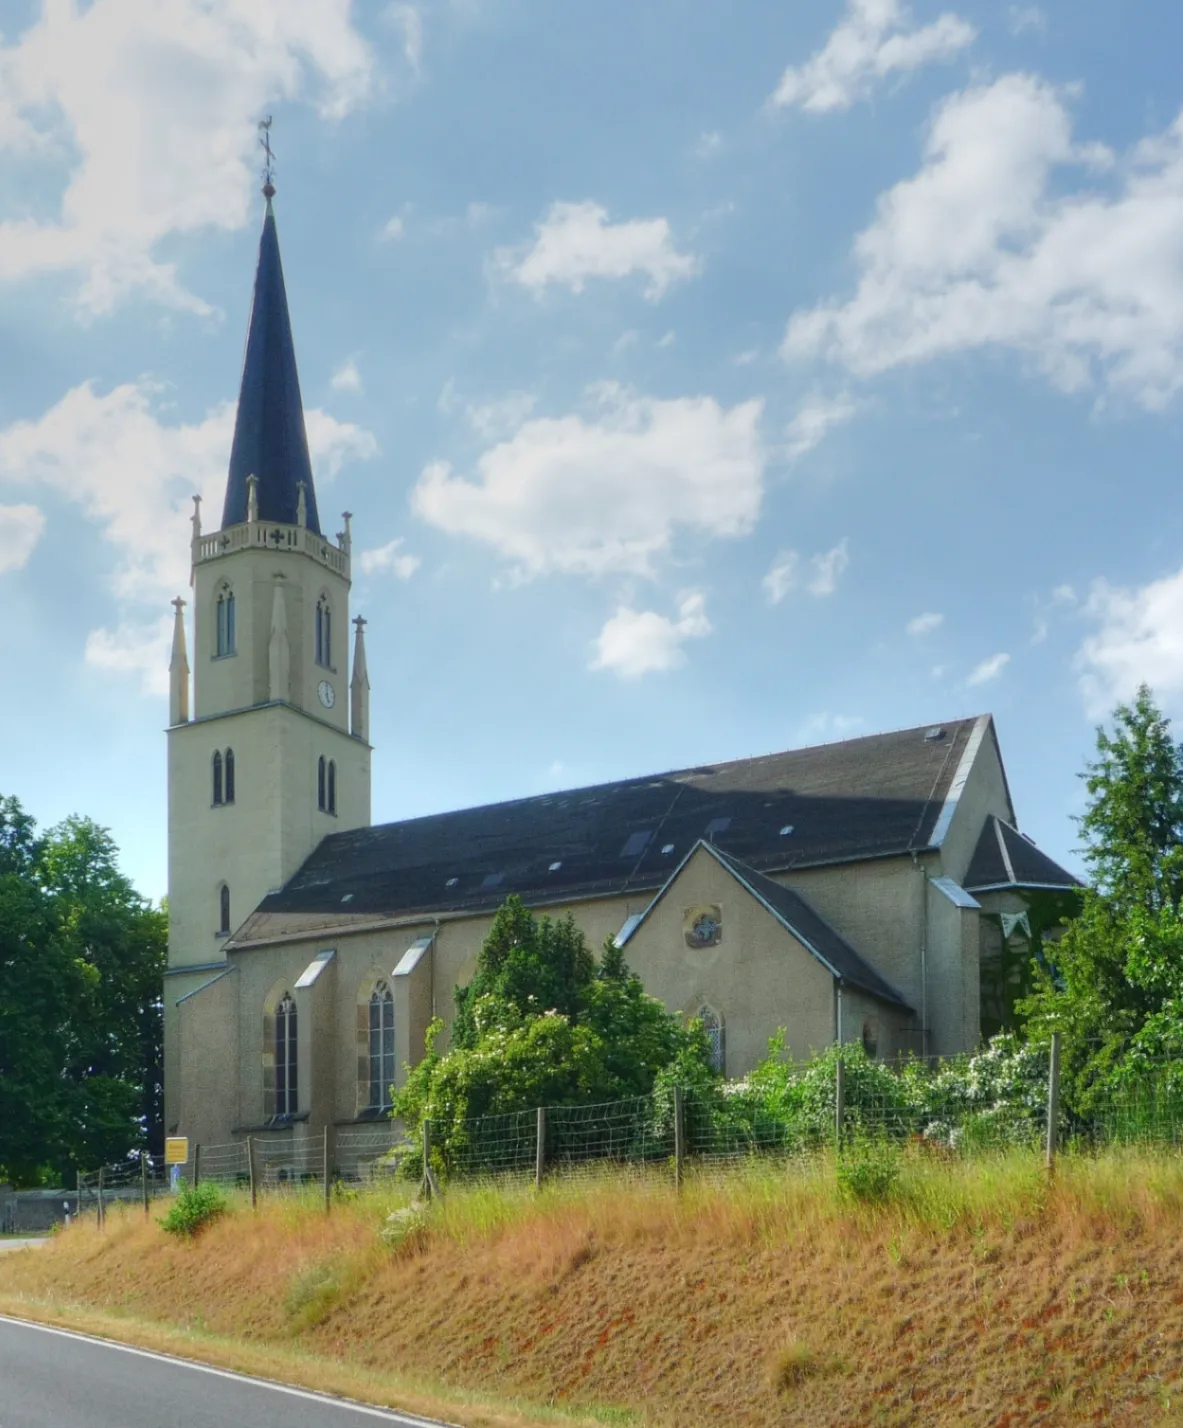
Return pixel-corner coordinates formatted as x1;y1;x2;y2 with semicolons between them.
79;1038;1183;1219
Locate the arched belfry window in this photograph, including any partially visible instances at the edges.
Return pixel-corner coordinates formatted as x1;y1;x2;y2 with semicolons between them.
216;586;236;657
275;992;298;1117
367;981;395;1111
315;596;332;668
218;884;231;936
224;748;235;804
317;755;326;811
327;760;337;816
698;1005;725;1074
212;751;224;806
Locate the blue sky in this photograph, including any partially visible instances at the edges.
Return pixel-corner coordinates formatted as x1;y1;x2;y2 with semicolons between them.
2;0;1183;901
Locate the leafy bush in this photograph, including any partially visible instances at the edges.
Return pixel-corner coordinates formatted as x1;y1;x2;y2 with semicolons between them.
836;1140;900;1204
160;1181;227;1237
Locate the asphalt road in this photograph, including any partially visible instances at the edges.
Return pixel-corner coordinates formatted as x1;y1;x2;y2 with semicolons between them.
0;1241;46;1254
0;1316;452;1428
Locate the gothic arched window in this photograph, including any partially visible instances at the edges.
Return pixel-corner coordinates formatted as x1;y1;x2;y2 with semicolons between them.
367;981;395;1111
315;597;332;668
224;748;235;804
317;755;326;811
218;884;231;935
216;588;236;657
212;751;224;806
275;992;298;1117
327;760;337;816
698;1005;725;1074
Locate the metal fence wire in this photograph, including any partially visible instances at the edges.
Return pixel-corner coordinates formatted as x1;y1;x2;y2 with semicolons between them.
79;1037;1183;1215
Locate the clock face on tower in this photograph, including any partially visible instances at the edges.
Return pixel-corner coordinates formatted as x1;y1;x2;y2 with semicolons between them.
317;680;335;709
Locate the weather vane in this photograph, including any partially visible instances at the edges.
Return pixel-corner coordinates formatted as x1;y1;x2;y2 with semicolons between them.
259;116;276;199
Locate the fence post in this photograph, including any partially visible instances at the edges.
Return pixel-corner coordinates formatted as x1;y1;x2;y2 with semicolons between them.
193;1143;201;1189
673;1086;685;1194
247;1136;258;1209
535;1107;546;1192
323;1125;332;1214
422;1120;433;1202
1046;1031;1062;1173
74;1170;81;1226
141;1155;149;1217
97;1167;105;1231
835;1055;846;1155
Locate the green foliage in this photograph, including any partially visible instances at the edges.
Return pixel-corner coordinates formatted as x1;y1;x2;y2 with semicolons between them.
836;1139;900;1204
160;1181;227;1237
1019;687;1183;1107
392;897;711;1170
0;795;166;1186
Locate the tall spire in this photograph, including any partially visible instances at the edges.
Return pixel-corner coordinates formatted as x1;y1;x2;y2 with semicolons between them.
221;181;321;535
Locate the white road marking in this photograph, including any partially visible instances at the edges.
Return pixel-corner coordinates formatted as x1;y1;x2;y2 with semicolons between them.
0;1315;456;1426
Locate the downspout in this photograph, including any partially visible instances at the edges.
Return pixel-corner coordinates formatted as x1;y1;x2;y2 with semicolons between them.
911;852;928;1059
835;982;844;1047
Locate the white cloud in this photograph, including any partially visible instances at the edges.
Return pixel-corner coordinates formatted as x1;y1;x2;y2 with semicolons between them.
330;358;363;393
657;331;677;349
382;215;406;241
463;391;538;442
413;385;764;580
85;618;172;697
807;538;850;596
785;391;858;460
358;537;421;580
763;539;850;602
966;651;1011;686
0;0;374;315
499;201;701;301
799;712;866;742
763;551;799;605
0;379;375;689
694;131;723;158
771;0;975;114
0;504;45;573
783;74;1183;410
907;610;944;635
387;4;424;72
1009;6;1047;34
591;593;711;679
1077;567;1183;716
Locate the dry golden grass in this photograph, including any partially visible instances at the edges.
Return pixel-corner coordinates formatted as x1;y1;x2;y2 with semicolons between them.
5;1151;1183;1426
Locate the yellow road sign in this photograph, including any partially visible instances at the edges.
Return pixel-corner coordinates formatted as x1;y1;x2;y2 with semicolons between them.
164;1137;189;1165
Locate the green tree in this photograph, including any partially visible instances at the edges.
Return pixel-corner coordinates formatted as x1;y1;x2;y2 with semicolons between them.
0;797;165;1185
1020;686;1183;1102
392;896;710;1167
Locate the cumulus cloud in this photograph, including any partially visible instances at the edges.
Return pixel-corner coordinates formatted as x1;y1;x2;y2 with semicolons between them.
1009;6;1047;34
590;593;711;679
413;385;764;580
0;503;45;573
0;380;375;689
907;610;944;635
785;391;858;460
387;4;424;73
770;0;975;114
1076;567;1183;716
0;1;374;315
783;74;1183;410
330;359;363;393
966;651;1011;686
85;618;172;697
382;215;406;241
499;201;701;301
763;540;850;603
358;537;421;580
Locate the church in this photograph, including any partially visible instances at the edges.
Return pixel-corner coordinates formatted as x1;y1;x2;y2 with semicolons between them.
164;188;1079;1155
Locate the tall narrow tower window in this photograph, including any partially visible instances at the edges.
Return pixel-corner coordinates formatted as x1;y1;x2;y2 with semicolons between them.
218;884;231;936
367;981;395;1111
224;749;235;804
315;597;331;668
212;751;224;806
327;760;337;816
317;755;326;811
275;993;298;1117
216;588;236;657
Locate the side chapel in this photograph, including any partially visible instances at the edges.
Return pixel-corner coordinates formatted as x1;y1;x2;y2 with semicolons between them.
164;187;1079;1154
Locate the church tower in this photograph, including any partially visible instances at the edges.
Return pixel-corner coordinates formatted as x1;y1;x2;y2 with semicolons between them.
163;182;372;1133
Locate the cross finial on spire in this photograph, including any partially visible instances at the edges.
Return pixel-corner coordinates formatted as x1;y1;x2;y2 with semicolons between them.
259;116;276;200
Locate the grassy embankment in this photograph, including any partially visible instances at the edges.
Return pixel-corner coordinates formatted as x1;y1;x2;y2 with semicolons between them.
3;1152;1183;1426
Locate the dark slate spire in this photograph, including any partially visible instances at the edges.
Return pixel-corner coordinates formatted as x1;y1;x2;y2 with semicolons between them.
221;196;321;534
